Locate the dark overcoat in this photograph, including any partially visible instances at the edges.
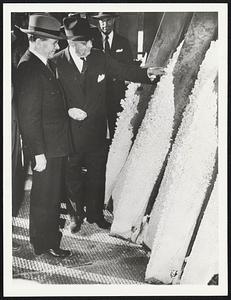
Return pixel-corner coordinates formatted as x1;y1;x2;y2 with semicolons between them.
15;50;70;158
15;50;71;251
52;47;149;152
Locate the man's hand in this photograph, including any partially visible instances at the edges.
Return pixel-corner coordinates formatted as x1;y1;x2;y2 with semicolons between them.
147;67;165;81
68;108;87;121
34;154;47;172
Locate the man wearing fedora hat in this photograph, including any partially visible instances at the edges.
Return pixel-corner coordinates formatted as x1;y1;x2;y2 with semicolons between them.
15;14;71;258
52;15;164;233
92;12;133;142
67;12;102;50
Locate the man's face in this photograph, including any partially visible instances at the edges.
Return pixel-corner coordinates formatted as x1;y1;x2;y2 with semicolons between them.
98;17;115;35
68;39;92;58
39;38;60;59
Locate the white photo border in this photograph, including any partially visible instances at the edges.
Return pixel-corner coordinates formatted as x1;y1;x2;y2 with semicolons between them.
3;2;228;297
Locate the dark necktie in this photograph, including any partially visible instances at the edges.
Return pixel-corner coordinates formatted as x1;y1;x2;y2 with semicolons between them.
80;57;88;94
80;57;88;74
46;60;55;76
104;34;110;54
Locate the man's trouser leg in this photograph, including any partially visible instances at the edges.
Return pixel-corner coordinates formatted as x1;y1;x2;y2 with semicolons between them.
66;152;85;222
85;146;108;222
30;156;66;252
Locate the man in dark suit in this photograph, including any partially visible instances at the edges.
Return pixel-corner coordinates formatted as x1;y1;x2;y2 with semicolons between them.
52;16;164;233
92;12;134;142
15;14;71;258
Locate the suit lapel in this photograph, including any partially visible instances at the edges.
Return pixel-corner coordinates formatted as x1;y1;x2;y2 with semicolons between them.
64;48;87;100
29;51;68;110
111;33;118;54
48;59;69;110
28;51;55;81
65;47;81;75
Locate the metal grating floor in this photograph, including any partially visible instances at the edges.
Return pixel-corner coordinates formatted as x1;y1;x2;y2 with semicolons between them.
12;178;149;285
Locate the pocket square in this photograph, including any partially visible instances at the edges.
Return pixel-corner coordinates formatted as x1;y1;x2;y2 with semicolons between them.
116;48;123;53
97;74;105;82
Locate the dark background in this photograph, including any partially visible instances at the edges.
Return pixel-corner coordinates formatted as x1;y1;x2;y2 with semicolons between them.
11;11;163;59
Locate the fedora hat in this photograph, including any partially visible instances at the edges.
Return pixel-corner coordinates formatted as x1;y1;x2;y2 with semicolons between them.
92;12;118;20
18;14;65;40
63;16;92;41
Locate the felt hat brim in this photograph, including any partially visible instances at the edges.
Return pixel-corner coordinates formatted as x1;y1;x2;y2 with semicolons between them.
63;27;94;41
65;35;91;41
92;13;118;19
18;26;66;40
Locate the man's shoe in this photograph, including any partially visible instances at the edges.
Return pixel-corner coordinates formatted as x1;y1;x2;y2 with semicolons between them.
34;248;45;255
46;248;71;258
12;241;22;251
70;222;82;233
95;218;111;230
86;218;94;224
69;215;83;233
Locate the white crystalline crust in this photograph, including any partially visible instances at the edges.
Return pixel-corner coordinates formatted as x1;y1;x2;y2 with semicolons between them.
104;82;141;206
180;178;218;284
110;41;184;238
145;41;218;284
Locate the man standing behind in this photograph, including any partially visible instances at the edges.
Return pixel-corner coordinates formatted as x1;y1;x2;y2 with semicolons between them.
15;14;71;258
92;12;133;142
53;16;164;233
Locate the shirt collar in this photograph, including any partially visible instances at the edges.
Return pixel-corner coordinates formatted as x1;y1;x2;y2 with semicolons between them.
69;46;84;72
102;31;114;46
29;48;47;65
69;46;82;61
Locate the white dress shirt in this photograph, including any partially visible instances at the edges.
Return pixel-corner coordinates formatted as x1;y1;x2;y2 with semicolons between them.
102;31;114;51
69;46;84;72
